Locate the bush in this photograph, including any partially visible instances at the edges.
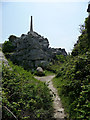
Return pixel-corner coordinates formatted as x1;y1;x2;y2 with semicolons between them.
53;52;90;119
2;41;15;53
53;16;90;119
2;61;54;120
72;17;90;56
56;55;66;63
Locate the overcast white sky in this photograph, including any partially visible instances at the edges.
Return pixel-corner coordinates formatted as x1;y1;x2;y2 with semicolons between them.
0;0;89;52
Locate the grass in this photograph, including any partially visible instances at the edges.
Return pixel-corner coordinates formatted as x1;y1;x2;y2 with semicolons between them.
44;70;55;76
2;61;54;120
52;77;70;117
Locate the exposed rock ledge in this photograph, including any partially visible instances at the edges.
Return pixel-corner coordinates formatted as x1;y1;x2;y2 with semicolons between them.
9;31;67;69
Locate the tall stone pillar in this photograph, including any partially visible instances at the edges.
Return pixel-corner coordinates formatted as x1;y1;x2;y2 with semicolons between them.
30;16;33;32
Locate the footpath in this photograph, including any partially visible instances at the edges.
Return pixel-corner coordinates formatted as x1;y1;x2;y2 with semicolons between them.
0;50;66;120
35;75;66;120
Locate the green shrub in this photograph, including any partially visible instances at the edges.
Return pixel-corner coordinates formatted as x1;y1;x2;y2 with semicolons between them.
72;17;90;56
52;15;90;119
53;53;90;119
2;61;54;120
56;55;66;63
2;41;15;53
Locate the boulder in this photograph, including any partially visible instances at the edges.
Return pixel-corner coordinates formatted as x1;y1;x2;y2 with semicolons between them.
36;67;45;76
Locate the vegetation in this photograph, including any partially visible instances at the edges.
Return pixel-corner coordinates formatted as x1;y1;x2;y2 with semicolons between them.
2;61;53;120
52;16;90;119
56;55;66;63
2;41;15;53
2;7;90;120
72;17;90;56
0;47;2;51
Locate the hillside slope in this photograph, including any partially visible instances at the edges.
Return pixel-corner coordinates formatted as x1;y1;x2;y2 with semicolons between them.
52;16;90;120
2;61;54;120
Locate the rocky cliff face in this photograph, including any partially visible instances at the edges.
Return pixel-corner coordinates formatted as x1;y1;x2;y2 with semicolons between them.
9;31;67;69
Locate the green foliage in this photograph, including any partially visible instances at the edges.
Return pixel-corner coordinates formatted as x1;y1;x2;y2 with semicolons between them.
2;12;90;120
34;70;45;77
72;17;90;56
2;61;53;120
52;16;90;119
44;70;55;76
53;53;90;119
56;55;66;63
2;41;15;53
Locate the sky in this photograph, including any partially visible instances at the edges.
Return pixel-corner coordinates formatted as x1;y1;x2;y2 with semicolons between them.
0;0;89;52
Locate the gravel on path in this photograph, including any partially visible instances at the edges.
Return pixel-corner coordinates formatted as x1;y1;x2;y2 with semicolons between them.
35;75;66;120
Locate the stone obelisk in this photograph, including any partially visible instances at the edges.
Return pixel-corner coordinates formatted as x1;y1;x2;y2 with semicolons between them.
30;16;33;32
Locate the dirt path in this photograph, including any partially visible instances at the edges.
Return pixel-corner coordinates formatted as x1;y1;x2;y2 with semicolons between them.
34;75;66;119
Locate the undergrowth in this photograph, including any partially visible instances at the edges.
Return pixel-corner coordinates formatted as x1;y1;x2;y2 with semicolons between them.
2;61;54;120
53;53;90;119
52;16;90;120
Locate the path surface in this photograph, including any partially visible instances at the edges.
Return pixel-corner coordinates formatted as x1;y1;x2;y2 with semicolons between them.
35;75;66;120
0;51;66;119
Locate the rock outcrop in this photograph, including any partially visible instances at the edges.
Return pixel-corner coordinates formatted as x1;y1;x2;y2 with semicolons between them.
9;31;67;69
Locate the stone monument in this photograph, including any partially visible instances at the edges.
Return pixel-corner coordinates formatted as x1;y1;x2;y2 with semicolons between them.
30;16;33;32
